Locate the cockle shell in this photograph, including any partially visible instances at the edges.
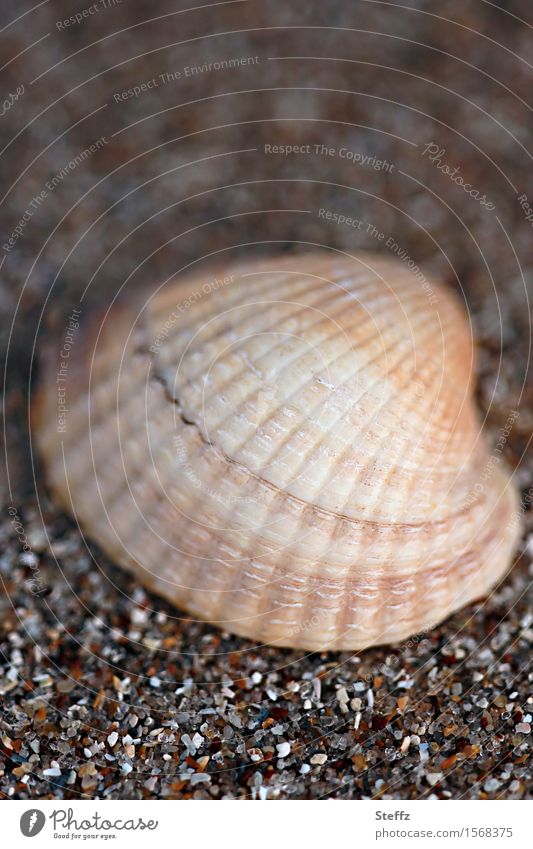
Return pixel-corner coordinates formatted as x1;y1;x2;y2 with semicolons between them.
34;252;521;650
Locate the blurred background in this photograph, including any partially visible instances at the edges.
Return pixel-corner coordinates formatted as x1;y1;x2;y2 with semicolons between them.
0;0;532;800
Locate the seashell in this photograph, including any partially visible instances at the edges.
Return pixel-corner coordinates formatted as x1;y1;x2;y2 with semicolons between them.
33;252;521;650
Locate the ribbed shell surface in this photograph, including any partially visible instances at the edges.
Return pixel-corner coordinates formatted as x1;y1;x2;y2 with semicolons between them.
34;252;521;649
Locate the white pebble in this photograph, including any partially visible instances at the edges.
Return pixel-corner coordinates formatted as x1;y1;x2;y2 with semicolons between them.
107;731;118;747
190;773;211;785
181;733;197;756
276;741;291;758
310;753;327;765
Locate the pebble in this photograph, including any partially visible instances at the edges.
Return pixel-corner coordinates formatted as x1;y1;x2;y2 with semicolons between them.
276;741;291;758
181;733;197;756
190;773;211;785
337;687;349;704
78;763;97;778
310;753;327;765
192;732;204;749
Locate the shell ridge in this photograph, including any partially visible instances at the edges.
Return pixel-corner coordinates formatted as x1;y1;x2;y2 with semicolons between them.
156;309;467;525
157;276;378;404
153;261;358;367
264;314;454;518
157;287;432;478
149;381;491;531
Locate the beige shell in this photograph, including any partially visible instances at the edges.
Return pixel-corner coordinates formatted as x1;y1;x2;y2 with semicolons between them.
34;252;521;650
